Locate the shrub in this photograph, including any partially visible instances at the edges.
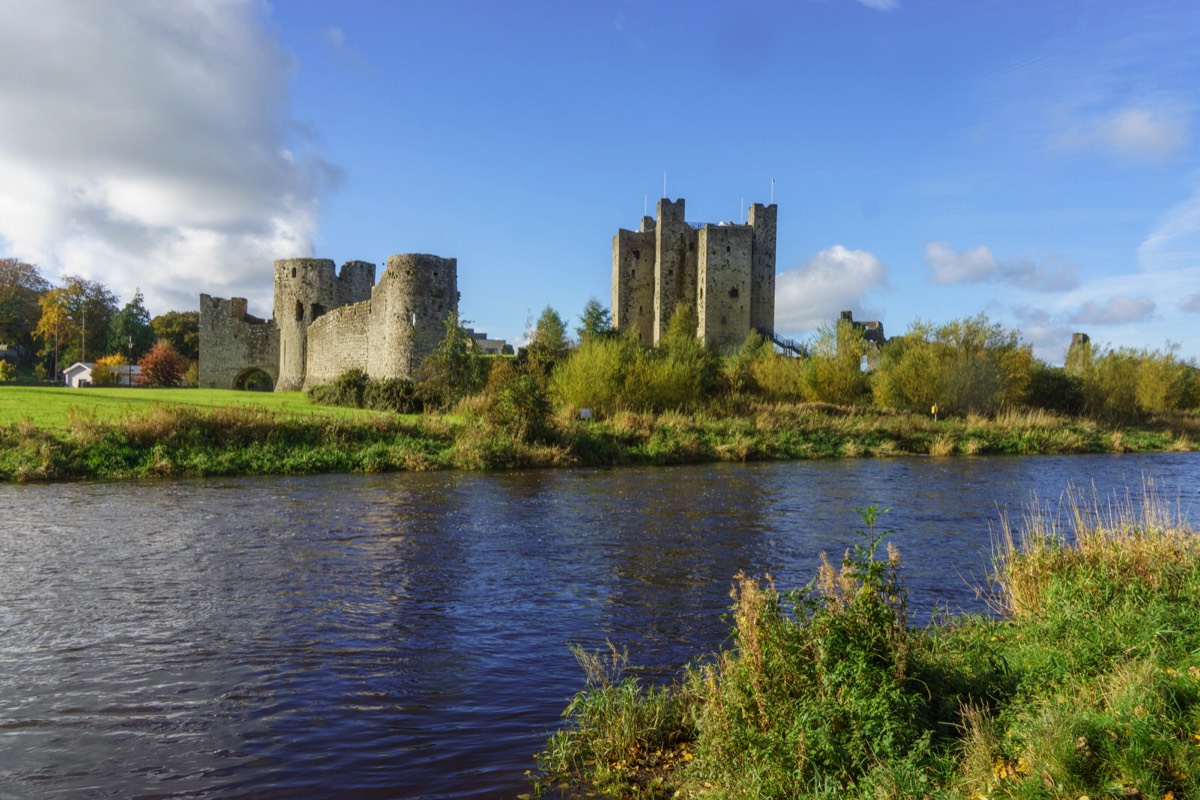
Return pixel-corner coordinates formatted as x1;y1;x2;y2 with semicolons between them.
480;359;552;442
1026;362;1085;415
90;353;129;386
0;359;14;382
363;378;423;413
136;340;184;386
416;311;487;409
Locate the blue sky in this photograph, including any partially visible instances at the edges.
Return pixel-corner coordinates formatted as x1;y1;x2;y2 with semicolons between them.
1;1;1197;362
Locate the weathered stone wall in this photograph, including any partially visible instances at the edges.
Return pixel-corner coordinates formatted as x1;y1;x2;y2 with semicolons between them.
367;254;458;380
336;260;377;307
697;225;753;354
653;199;694;342
612;227;656;343
749;203;777;334
304;301;372;387
198;294;279;389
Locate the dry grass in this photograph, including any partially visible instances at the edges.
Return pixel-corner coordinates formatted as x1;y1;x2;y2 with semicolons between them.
994;484;1198;619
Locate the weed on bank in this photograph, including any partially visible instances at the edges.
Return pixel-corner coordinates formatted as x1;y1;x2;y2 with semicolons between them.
535;493;1200;799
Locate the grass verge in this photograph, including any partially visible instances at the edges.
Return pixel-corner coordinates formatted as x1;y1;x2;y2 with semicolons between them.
0;387;1195;481
535;491;1200;799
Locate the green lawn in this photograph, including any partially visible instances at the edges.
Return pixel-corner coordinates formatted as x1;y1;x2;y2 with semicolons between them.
0;386;384;430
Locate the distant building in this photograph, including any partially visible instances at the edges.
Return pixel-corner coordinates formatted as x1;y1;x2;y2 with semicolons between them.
63;362;142;387
465;328;513;356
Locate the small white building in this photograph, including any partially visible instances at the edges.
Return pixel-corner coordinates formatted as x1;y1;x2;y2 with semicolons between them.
63;362;143;388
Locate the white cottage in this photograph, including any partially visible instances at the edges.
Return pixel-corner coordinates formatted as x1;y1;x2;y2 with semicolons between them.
62;362;143;387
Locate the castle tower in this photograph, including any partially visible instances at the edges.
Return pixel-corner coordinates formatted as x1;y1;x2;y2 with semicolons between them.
612;215;656;342
274;258;340;391
748;203;777;334
653;198;695;342
367;254;458;379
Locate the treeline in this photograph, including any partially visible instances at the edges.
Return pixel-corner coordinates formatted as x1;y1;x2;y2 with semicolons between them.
0;258;198;385
310;299;1197;447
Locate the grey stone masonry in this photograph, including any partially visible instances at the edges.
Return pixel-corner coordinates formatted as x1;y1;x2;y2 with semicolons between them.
612;197;777;354
199;253;456;391
198;294;280;389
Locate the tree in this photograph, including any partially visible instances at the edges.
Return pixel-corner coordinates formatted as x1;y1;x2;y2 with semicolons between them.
32;275;118;369
416;311;487;408
0;258;50;360
576;297;612;343
805;319;869;405
151;310;200;362
107;289;155;362
525;305;571;372
137;340;184;386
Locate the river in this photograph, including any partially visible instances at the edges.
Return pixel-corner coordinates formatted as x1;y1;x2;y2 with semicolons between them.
1;454;1197;798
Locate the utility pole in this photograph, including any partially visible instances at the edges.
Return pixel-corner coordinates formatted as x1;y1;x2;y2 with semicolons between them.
127;335;133;386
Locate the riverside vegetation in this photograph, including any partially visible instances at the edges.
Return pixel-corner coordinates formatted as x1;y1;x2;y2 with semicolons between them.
534;495;1200;799
0;305;1195;481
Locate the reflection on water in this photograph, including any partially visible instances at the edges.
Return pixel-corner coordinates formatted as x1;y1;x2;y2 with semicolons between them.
0;454;1196;798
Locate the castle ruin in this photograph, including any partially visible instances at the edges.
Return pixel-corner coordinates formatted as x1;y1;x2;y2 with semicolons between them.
199;253;458;391
612;198;777;354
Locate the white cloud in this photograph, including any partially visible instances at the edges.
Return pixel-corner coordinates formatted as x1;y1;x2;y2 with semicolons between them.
925;242;1079;291
925;242;998;284
855;0;898;9
1182;293;1200;313
1009;306;1074;364
0;0;338;316
775;245;887;332
1051;107;1190;161
1070;296;1156;325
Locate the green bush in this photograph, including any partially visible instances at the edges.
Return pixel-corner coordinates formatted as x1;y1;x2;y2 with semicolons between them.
0;359;15;382
363;378;423;413
307;368;369;408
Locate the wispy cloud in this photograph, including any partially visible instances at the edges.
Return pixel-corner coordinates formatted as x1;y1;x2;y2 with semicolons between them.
0;0;338;315
855;0;898;10
1182;293;1200;313
776;245;887;332
1050;106;1190;161
1070;296;1156;325
1139;174;1200;274
925;242;1079;291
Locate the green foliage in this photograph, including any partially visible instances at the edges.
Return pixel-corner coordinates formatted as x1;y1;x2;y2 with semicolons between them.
307;368;369;408
1067;339;1198;419
872;314;1032;416
416;311;487;409
479;359;552;442
551;331;646;415
0;258;50;358
136;340;185;386
576;297;613;343
525;305;571;372
33;275;119;366
0;359;15;382
1026;362;1085;415
308;369;426;413
803;320;869;405
106;288;155;361
151;310;200;362
538;495;1200;799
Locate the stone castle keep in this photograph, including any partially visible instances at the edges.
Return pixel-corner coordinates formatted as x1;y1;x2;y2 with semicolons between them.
200;254;457;391
612;198;777;354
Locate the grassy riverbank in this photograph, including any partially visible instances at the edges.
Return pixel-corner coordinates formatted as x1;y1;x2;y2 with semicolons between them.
0;387;1195;481
535;496;1200;799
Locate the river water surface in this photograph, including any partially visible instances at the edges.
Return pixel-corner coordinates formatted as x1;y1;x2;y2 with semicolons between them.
1;454;1197;798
